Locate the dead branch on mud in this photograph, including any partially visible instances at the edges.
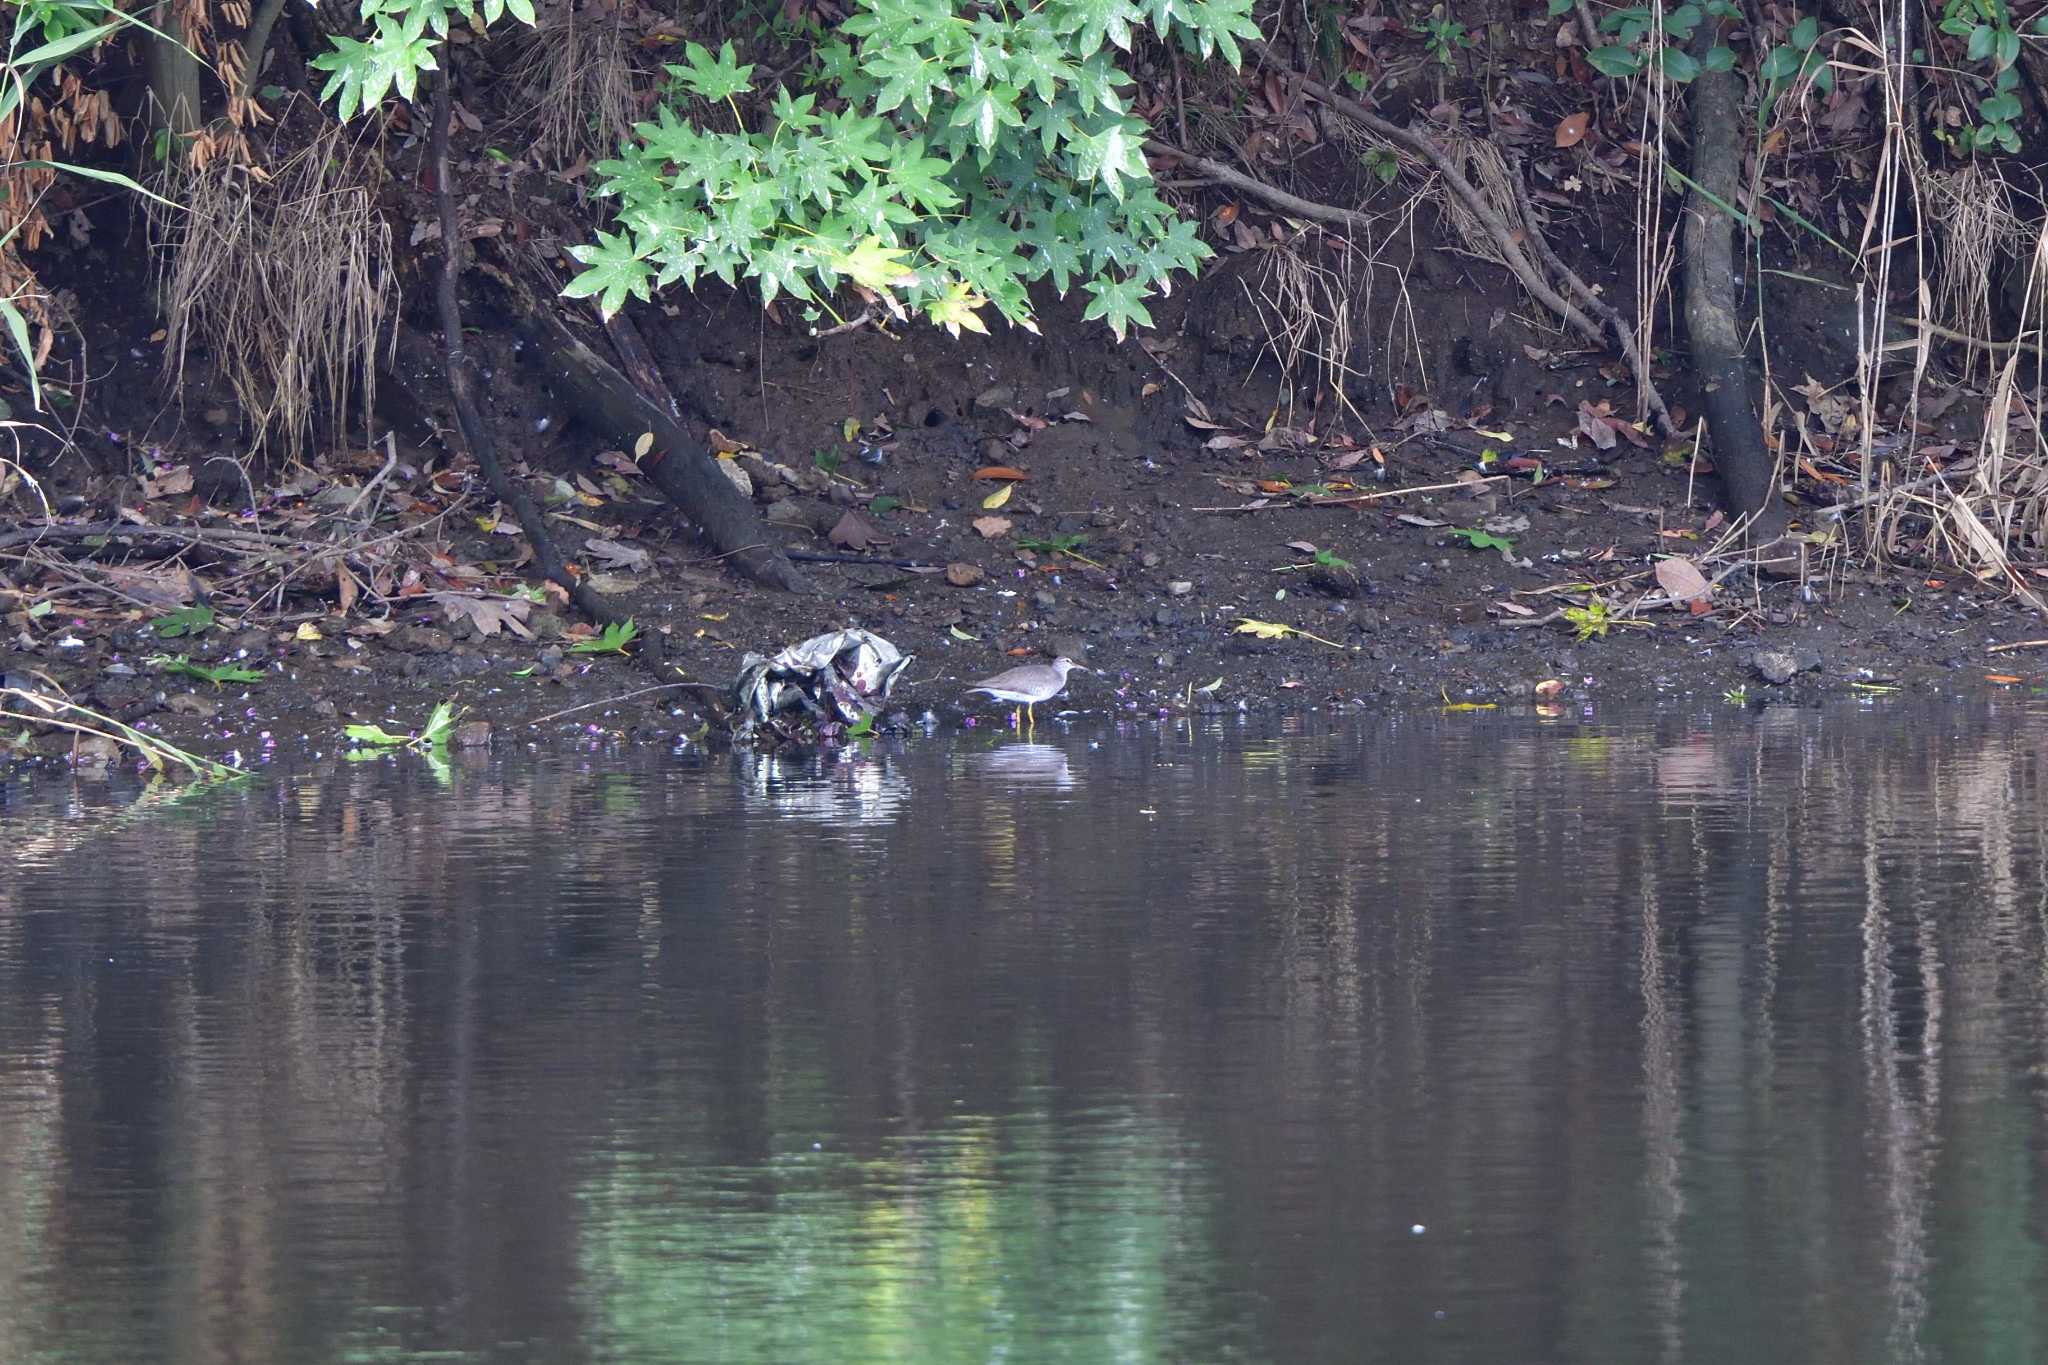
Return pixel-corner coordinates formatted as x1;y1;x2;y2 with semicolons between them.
430;68;621;628
1143;142;1381;237
490;267;817;596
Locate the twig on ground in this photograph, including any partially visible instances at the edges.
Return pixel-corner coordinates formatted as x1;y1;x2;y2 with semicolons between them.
527;681;718;726
814;308;875;338
1193;474;1507;512
339;431;398;522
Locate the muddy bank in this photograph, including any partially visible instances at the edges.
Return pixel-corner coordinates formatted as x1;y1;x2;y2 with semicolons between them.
5;231;2041;769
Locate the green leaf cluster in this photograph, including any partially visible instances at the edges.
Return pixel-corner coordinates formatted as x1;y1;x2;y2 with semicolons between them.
1569;0;1744;84
311;0;536;120
1938;0;2027;152
569;0;1260;339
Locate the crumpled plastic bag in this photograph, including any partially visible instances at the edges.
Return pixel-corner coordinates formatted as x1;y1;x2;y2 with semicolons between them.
729;628;912;739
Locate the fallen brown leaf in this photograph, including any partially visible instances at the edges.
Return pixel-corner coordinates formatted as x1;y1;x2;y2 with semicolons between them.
829;509;886;551
434;592;535;640
972;515;1012;539
1654;555;1712;608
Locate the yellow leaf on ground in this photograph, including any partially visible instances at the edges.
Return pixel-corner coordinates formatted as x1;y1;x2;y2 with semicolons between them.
982;483;1013;510
1233;618;1348;649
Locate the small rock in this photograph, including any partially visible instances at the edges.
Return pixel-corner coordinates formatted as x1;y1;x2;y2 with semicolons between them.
1140;551;1162;569
394;625;455;654
979;439;1011;465
453;720;493;749
973;384;1015;410
716;460;753;498
1049;633;1091;661
944;562;985;587
1032;590;1057;611
166;693;218;718
202;407;231;428
1751;648;1821;685
1153;607;1180;628
538;646;565;670
70;733;122;764
1167;580;1193;596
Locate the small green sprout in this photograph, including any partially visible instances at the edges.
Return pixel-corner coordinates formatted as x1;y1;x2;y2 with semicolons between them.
568;619;640;656
147;654;265;687
345;700;461;751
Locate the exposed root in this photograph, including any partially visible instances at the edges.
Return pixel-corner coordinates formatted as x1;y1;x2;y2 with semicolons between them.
1266;60;1677;438
1430;134;1517;271
150;122;394;463
1244;231;1365;425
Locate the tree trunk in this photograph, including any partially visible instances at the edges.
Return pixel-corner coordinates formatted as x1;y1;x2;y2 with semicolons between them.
143;12;202;149
1683;21;1785;544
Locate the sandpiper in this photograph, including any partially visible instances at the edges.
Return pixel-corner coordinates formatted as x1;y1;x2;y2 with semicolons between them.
964;656;1085;728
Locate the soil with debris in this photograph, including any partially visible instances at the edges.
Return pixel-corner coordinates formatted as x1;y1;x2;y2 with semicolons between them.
4;152;2039;768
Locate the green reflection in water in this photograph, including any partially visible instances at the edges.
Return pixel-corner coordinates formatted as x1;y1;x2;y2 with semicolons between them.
577;1107;1232;1364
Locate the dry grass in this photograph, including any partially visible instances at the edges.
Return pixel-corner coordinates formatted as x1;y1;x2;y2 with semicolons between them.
1430;133;1519;271
509;7;638;168
1238;209;1430;428
1922;164;2025;376
1244;233;1363;426
150;123;394;464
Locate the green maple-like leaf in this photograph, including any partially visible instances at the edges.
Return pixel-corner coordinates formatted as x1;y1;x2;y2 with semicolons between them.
1081;274;1153;340
949;84;1025;152
926;281;991;337
1057;0;1144;55
890;139;962;212
563;230;655;318
668;40;753;102
826;235;919;294
1069;119;1149;200
312;15;436;120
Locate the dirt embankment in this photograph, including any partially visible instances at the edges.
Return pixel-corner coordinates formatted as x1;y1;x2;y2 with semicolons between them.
5;239;2039;770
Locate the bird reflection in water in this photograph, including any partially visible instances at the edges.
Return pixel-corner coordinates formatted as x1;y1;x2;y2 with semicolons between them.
968;742;1076;790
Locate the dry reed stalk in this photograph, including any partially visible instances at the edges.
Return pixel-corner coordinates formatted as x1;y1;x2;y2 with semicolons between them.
510;8;638;168
150;123;394;464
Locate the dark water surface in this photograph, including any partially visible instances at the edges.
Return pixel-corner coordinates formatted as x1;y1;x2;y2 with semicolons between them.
4;703;2048;1363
